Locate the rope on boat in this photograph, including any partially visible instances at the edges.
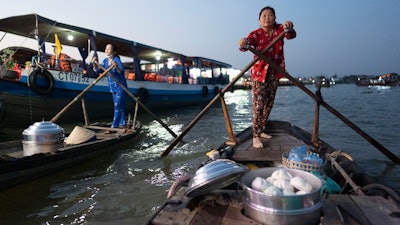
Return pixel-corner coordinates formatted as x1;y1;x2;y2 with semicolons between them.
325;152;365;195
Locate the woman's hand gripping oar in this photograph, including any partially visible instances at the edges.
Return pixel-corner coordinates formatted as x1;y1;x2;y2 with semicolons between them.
160;30;289;157
51;64;116;123
93;61;180;140
248;46;400;164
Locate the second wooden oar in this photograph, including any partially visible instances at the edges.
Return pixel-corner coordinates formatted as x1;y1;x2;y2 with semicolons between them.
249;46;400;164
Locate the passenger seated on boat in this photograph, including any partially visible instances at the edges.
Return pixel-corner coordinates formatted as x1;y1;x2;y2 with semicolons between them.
159;64;170;76
49;45;71;72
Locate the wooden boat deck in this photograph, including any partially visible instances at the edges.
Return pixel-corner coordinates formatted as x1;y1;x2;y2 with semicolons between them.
231;127;304;163
148;121;400;225
150;186;400;225
0;123;141;190
0;125;128;159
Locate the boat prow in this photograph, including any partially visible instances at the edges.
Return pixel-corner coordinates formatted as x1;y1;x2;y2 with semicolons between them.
148;120;400;225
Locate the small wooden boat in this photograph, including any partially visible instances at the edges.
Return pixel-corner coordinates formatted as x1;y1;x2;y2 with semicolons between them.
0;120;142;190
148;31;400;225
147;120;400;225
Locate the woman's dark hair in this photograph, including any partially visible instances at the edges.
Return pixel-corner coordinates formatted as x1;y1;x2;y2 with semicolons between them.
109;43;117;53
259;6;275;19
109;43;120;58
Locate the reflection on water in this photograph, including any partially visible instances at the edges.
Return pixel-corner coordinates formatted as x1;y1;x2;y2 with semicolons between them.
0;85;399;225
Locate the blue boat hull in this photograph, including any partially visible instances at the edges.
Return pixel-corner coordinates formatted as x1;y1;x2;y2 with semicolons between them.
0;69;224;128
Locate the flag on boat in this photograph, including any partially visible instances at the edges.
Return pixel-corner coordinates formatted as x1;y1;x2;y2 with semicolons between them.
54;33;62;58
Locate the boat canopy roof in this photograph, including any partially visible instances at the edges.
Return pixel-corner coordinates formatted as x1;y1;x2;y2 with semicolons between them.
0;13;231;68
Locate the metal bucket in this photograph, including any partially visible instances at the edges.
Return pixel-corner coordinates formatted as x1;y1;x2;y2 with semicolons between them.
22;121;64;156
240;168;322;225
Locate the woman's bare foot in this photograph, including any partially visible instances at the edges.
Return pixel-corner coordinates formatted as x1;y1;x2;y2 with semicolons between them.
253;137;263;149
260;132;272;139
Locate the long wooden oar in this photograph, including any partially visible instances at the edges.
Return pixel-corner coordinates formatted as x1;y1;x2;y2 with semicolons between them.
160;30;289;157
94;62;179;139
249;46;400;164
50;65;116;122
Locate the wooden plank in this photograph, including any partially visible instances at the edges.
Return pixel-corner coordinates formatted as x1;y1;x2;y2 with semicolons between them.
322;195;353;225
322;194;400;225
221;204;263;225
191;204;226;225
350;195;400;225
232;133;298;162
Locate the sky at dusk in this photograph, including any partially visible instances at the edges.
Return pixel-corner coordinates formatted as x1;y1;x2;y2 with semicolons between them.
0;0;399;77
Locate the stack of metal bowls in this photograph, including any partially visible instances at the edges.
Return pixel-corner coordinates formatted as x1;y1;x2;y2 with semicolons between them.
240;167;322;225
22;121;64;156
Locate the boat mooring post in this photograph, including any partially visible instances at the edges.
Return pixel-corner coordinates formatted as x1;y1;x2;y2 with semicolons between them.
219;91;235;145
132;100;139;131
311;83;322;147
249;46;400;164
81;97;90;126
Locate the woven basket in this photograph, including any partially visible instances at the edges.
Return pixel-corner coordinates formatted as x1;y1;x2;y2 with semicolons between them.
282;151;325;172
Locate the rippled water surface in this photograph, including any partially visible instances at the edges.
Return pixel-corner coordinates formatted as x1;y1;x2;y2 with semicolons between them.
0;84;399;225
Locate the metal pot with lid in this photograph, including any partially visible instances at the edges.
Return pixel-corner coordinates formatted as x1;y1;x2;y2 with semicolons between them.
22;120;65;156
240;167;323;225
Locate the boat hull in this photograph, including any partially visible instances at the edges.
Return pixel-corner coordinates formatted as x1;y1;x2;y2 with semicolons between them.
0;69;224;128
147;120;400;225
0;122;142;190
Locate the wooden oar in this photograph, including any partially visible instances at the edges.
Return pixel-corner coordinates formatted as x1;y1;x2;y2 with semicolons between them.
94;62;179;139
248;46;400;164
160;30;289;157
50;65;116;122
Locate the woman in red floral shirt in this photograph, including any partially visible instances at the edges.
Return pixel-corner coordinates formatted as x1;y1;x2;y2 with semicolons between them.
239;6;296;148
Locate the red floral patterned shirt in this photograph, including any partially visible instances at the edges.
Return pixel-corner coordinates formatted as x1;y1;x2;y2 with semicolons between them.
241;23;296;81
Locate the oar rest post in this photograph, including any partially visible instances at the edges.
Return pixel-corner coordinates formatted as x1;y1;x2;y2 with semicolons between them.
311;83;323;147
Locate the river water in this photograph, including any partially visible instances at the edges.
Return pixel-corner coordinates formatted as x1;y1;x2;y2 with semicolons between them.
0;84;399;225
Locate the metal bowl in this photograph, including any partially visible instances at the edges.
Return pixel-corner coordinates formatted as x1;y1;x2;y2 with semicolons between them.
185;159;248;197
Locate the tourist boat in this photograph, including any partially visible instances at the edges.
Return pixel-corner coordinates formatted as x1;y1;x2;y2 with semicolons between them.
0;119;142;191
0;14;232;128
356;73;400;86
147;43;400;224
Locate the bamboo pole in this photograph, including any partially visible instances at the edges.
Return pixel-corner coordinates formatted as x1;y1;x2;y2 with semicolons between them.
249;47;400;164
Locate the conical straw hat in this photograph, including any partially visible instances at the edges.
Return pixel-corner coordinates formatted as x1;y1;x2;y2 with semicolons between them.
64;126;96;145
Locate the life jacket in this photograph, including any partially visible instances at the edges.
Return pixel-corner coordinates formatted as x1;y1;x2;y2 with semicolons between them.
51;54;71;72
